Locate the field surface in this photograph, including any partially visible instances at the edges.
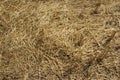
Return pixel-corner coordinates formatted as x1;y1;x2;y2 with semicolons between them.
0;0;120;80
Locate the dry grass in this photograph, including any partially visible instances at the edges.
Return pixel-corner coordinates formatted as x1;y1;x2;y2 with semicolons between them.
0;0;120;80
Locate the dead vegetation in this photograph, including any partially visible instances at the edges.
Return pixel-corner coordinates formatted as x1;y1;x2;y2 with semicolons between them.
0;0;120;80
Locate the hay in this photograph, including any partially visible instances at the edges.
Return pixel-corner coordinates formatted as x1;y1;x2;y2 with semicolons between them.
0;0;120;80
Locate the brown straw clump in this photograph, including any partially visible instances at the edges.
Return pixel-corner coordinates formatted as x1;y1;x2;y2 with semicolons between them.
0;0;120;80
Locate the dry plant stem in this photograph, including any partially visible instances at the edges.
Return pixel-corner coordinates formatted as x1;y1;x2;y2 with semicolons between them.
86;29;103;49
0;15;10;27
0;54;1;66
24;73;28;80
83;48;108;77
82;29;117;78
103;30;117;47
43;54;63;80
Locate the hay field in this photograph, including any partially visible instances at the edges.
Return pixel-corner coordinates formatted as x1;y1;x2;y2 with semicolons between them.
0;0;120;80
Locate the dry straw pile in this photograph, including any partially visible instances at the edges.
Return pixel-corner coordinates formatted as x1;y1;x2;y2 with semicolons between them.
0;0;120;80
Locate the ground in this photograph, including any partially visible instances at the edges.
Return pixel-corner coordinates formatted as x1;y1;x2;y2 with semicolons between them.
0;0;120;80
